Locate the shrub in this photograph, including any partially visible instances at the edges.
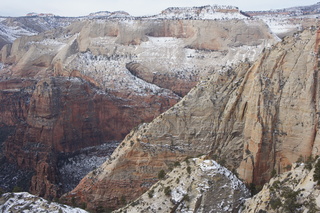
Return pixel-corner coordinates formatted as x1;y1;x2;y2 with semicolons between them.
12;186;22;193
187;166;191;174
158;170;166;179
120;195;126;205
313;159;320;184
248;183;262;195
176;178;180;184
148;189;154;198
80;202;87;210
281;187;302;212
164;186;171;196
270;197;282;209
305;156;315;170
173;161;181;167
183;194;190;202
296;155;304;163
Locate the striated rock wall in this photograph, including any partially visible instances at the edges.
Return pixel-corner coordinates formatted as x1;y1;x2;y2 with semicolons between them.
66;28;320;210
1;76;179;198
0;18;276;96
0;15;276;199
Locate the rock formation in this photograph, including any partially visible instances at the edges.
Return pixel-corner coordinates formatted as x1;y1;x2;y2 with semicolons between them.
65;28;320;211
0;192;88;213
0;7;276;199
115;157;250;213
0;76;178;198
247;2;320;38
243;159;320;212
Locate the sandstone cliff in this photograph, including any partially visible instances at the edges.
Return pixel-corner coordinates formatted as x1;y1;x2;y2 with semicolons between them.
0;76;178;198
66;28;320;211
0;11;276;199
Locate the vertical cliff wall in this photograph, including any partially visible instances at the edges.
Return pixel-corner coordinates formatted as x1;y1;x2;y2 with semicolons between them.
66;28;320;211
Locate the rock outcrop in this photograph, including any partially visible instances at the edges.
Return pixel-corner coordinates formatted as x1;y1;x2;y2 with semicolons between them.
0;76;178;198
66;28;320;211
0;192;88;213
115;157;250;213
0;9;276;199
0;16;75;49
247;3;320;38
243;159;320;212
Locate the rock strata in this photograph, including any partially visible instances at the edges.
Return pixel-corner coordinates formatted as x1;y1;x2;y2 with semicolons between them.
67;28;320;210
1;76;178;198
0;13;276;198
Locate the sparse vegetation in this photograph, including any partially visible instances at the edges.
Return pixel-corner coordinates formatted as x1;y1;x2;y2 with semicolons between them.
164;186;171;196
158;169;166;179
270;197;281;210
71;196;76;207
173;161;181;167
281;187;302;212
176;178;180;184
12;186;23;193
284;164;292;171
120;195;126;205
148;189;154;198
296;155;304;163
248;183;262;195
187;166;191;174
183;194;190;202
313;159;320;185
305;156;316;170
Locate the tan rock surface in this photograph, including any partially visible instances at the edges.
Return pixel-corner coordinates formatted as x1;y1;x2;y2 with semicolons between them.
67;28;320;211
243;160;320;212
0;15;276;198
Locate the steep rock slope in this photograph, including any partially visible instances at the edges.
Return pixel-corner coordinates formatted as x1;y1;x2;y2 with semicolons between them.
243;160;320;212
66;28;320;211
0;76;177;198
115;157;249;213
0;7;276;199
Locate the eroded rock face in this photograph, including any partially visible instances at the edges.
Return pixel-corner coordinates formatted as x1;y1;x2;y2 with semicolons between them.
115;157;250;213
243;160;320;213
0;76;179;198
66;28;320;211
0;18;276;96
0;12;276;199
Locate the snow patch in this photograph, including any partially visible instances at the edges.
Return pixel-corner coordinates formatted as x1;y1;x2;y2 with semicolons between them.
199;160;247;191
58;141;119;192
0;192;88;213
151;5;247;20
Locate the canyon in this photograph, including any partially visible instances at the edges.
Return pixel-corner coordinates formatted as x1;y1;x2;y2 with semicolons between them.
0;5;276;200
64;27;320;211
0;3;319;213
